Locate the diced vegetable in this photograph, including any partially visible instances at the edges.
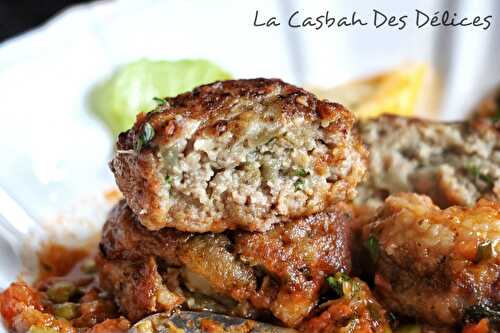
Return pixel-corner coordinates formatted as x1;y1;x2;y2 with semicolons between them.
54;302;80;320
90;59;232;137
47;281;77;304
326;272;351;297
475;241;493;263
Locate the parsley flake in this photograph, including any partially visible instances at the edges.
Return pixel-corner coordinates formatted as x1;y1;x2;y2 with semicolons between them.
135;122;155;152
153;97;167;105
294;178;304;191
296;168;309;177
326;272;351;297
366;235;380;263
466;165;494;187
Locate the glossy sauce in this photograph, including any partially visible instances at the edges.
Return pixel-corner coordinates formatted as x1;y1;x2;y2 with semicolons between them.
0;243;129;333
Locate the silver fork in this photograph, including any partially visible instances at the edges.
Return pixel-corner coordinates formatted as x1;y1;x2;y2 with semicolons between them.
0;187;42;287
130;311;298;333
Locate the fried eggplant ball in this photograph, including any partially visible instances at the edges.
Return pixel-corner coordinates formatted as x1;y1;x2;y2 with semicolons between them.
355;115;500;212
362;193;500;327
98;200;353;327
111;78;367;232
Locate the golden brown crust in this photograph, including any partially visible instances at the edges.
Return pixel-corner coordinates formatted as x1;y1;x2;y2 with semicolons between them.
111;78;365;232
124;79;354;137
99;200;188;265
363;193;500;327
98;200;352;327
97;255;183;322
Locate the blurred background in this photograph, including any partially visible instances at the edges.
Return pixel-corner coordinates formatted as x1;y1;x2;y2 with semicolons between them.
0;0;498;221
0;0;89;42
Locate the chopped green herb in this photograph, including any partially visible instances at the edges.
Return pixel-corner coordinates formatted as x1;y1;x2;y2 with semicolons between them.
294;178;305;191
388;312;397;325
475;241;493;263
467;165;481;177
466;165;494;187
165;175;173;185
366;235;380;263
296;168;309;177
266;137;276;145
153;97;167;106
479;173;494;186
135;122;155;152
326;272;351;297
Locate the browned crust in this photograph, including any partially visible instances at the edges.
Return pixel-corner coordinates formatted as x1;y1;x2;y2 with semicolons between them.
98;200;352;327
363;193;500;326
100;200;352;276
99;200;188;265
235;204;352;294
110;78;364;232
97;255;183;322
124;79;353;133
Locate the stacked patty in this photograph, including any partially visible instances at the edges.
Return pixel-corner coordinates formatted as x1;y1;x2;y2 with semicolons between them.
99;78;368;327
111;78;367;232
98;200;353;326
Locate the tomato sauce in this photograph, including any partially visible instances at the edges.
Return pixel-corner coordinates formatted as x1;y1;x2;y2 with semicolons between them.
0;243;130;333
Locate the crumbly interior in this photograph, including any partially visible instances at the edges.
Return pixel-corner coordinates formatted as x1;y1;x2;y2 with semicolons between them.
356;117;500;209
157;110;358;230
